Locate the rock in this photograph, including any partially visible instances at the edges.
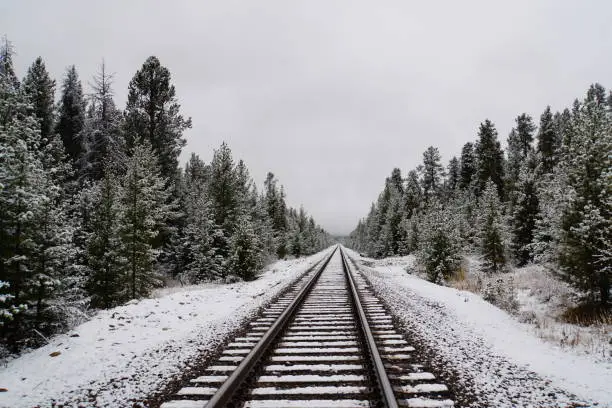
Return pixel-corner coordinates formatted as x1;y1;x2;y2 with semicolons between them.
49;351;61;357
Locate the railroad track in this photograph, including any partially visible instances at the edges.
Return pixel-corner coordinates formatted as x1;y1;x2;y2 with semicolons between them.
161;246;454;408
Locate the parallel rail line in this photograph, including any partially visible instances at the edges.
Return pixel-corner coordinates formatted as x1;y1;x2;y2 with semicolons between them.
160;246;454;408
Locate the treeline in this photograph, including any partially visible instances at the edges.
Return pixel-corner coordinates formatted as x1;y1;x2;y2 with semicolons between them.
349;84;611;307
0;38;331;352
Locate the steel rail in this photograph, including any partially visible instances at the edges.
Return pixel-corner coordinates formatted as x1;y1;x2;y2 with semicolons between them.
340;246;399;408
205;246;338;407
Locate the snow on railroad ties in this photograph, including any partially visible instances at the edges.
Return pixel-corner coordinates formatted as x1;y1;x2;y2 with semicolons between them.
346;248;612;407
0;249;333;408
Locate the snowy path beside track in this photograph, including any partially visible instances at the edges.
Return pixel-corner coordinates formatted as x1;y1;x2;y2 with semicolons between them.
346;249;612;407
0;249;332;408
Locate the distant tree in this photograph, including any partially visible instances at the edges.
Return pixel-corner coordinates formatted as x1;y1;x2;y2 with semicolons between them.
475;120;505;198
536;106;560;174
446;156;460;194
478;179;507;273
510;154;539;266
417;204;461;283
56;66;86;169
22;57;55;143
124;56;191;181
80;62;125;180
459;142;476;190
420;146;444;204
403;170;422;219
230;215;263;280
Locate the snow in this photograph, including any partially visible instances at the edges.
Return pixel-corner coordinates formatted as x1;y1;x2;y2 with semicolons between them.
0;249;332;408
346;249;612;407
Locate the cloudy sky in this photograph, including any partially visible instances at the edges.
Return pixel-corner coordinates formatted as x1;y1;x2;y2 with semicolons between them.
2;1;611;234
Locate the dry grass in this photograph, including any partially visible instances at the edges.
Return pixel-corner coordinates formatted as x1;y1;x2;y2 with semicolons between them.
449;256;611;360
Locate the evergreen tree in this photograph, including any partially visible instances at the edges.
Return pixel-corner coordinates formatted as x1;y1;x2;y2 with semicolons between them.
447;156;460;194
420;146;444;204
208;143;239;265
56;66;86;169
22;57;56;144
403;170;422;219
86;171;125;308
459;142;476;190
475;120;505;198
536;106;559;174
478;179;507;273
119;142;171;299
557;86;611;306
417;204;461;283
510;154;539;266
81;62;125;181
230;214;263;280
124;56;191;182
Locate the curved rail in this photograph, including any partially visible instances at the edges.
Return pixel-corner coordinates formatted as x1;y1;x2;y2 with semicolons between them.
205;246;338;407
340;247;399;408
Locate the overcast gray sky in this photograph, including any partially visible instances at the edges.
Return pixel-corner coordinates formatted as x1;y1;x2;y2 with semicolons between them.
2;1;611;235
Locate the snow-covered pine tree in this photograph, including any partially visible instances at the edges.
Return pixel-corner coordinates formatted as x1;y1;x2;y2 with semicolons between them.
56;65;86;171
230;214;263;281
506;114;536;206
0;52;50;347
124;56;191;183
536;106;560;174
403;169;422;219
475;120;505;198
459;142;476;190
510;153;539;266
420;146;444;205
80;62;125;181
119;142;171;299
179;154;223;283
557;85;611;306
478;179;507;273
446;156;460;196
22;57;56;144
86;170;126;308
417;203;461;283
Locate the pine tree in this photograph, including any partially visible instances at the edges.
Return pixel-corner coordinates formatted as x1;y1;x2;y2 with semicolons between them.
510;154;539;266
475;120;505;198
22;57;56;144
446;156;460;195
208;143;240;266
124;56;191;182
420;146;444;204
119;142;171;299
81;62;125;181
536;106;559;174
86;171;125;308
230;214;263;281
459;142;476;190
56;66;86;169
403;170;422;219
557;85;611;306
478;179;507;273
417;204;461;283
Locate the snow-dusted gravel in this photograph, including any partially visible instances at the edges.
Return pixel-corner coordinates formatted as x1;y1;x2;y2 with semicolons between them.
346;249;611;408
0;249;332;408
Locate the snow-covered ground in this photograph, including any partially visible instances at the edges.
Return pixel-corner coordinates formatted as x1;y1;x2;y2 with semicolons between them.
346;248;612;407
0;249;332;408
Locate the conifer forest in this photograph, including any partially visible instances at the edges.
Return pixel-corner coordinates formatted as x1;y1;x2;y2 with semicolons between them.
0;38;331;353
349;83;611;308
0;3;611;406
